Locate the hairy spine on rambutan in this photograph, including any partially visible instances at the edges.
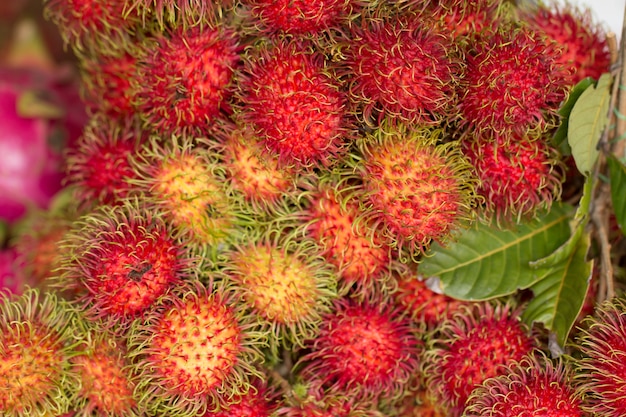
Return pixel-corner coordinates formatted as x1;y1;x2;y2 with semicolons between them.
573;296;626;417
461;130;564;223
297;174;393;298
54;198;194;330
457;24;571;136
200;372;279;417
234;37;352;168
463;353;583;417
518;2;612;84
64;115;146;210
423;302;537;417
129;135;244;252
0;288;82;417
43;0;141;54
296;297;422;402
219;224;338;355
340;10;462;126
133;24;242;136
126;281;268;416
345;122;478;260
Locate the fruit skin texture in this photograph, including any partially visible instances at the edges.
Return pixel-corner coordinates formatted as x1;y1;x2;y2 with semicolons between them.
520;2;611;85
125;0;236;29
343;13;461;126
126;282;267;416
417;0;504;40
134;25;241;136
220;231;337;353
353;123;477;259
462;131;563;222
458;25;571;135
463;354;583;417
236;38;350;168
297;297;421;402
423;302;537;417
574;296;626;417
200;375;277;417
71;330;140;417
0;288;81;417
56;199;192;328
241;0;356;36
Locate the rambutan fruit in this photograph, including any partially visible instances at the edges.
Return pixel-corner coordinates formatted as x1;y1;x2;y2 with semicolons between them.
0;288;81;417
348;122;478;259
463;353;583;417
415;0;504;40
299;177;392;297
133;25;241;136
130;136;241;249
573;296;626;417
341;12;461;126
235;37;351;168
296;297;421;402
71;325;140;417
392;266;468;330
461;130;564;222
423;302;537;417
126;281;267;416
55;198;193;328
42;0;141;53
239;0;358;37
519;2;612;84
213;122;303;215
79;49;140;119
458;24;571;135
220;227;338;353
64;115;146;209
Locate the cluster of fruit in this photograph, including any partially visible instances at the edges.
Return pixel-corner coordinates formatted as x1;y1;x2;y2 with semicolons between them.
1;0;624;416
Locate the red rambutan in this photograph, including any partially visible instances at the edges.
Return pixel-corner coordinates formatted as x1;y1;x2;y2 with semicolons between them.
350;123;478;258
42;0;141;53
415;0;504;40
300;178;392;297
200;374;278;417
236;38;350;168
463;353;583;417
64;115;145;209
462;130;564;221
240;0;357;36
0;288;81;417
133;25;241;136
126;281;267;416
520;2;612;84
574;296;626;417
423;302;537;417
297;297;421;402
124;0;236;29
341;12;461;126
458;25;571;135
55;199;193;328
79;50;139;119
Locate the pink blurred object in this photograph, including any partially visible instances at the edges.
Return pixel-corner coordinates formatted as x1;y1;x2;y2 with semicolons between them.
0;247;24;295
0;19;86;223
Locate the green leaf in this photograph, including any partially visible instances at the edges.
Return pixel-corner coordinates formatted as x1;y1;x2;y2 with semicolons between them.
553;77;595;152
608;154;626;236
567;73;612;176
419;204;574;301
522;230;593;347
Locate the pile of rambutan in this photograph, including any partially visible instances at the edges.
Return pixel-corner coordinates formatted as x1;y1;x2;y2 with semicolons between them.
3;0;626;416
